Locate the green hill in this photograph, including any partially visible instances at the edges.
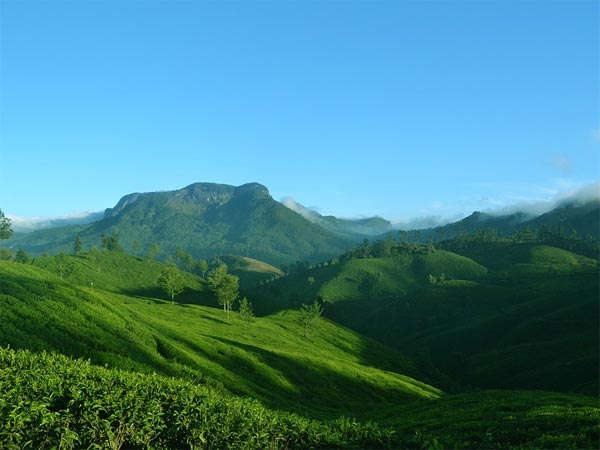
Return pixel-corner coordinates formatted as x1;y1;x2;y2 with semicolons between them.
219;255;284;288
0;255;438;419
1;182;353;266
31;249;208;302
251;244;599;394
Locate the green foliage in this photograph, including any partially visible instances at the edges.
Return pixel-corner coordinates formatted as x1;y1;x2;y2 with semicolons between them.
175;246;195;271
208;264;240;318
0;257;438;418
0;348;597;449
0;248;14;261
238;297;255;323
252;245;598;394
14;248;29;264
298;300;323;337
0;347;401;449
73;235;82;254
100;233;122;252
220;255;283;288
146;242;160;261
157;266;185;302
0;209;12;240
195;258;209;277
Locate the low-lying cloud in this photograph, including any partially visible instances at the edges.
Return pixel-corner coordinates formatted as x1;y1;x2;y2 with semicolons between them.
8;211;103;233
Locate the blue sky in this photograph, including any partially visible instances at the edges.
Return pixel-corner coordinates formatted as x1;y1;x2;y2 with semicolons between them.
1;1;598;222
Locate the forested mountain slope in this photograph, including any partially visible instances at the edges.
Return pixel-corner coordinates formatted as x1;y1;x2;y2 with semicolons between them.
1;183;353;266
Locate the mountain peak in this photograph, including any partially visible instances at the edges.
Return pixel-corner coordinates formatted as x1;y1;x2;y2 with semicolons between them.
234;182;270;199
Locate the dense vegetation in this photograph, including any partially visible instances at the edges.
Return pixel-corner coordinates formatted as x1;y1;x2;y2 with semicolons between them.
2;348;598;449
251;238;599;394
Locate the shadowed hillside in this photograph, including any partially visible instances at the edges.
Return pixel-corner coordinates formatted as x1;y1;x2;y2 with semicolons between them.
251;242;599;394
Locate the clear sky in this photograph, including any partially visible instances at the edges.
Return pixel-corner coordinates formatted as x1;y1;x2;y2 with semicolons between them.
1;1;598;222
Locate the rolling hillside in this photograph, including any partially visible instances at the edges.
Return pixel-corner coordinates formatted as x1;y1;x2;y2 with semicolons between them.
251;243;599;394
0;253;437;418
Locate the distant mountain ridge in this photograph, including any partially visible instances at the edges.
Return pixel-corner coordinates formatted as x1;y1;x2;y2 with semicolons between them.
2;182;353;265
280;197;393;237
394;199;599;243
3;181;598;264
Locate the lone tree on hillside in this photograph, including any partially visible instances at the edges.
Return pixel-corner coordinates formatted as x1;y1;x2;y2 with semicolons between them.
238;297;255;323
0;209;12;240
55;252;75;279
74;235;82;254
208;264;239;319
157;266;184;303
298;300;323;337
195;259;209;278
15;248;30;264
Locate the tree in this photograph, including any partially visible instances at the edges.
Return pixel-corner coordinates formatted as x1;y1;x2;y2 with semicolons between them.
15;248;30;264
100;233;122;252
195;259;209;278
298;300;323;337
238;297;255;323
157;266;184;303
147;243;160;260
55;252;75;279
175;247;195;272
208;264;239;319
0;209;12;240
73;235;82;254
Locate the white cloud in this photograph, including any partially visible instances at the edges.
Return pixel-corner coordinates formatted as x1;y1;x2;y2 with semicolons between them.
7;211;103;233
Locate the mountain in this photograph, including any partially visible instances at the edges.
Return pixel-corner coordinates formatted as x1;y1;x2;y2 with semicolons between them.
281;197;393;238
527;198;600;237
392;199;600;247
1;182;354;266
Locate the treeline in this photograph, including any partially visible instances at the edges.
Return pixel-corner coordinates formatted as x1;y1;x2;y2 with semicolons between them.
438;226;599;258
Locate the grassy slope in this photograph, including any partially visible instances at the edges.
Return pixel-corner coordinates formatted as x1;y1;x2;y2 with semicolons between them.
220;255;284;288
252;246;599;394
0;255;438;419
32;250;208;302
